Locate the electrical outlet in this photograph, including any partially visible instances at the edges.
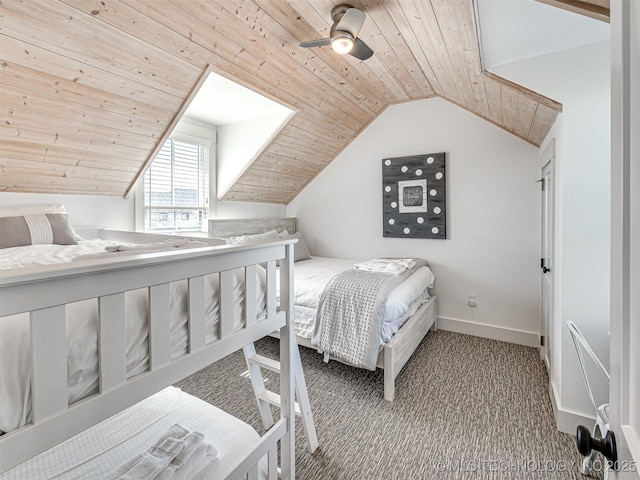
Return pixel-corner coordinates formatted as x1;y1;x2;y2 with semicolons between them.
468;294;477;307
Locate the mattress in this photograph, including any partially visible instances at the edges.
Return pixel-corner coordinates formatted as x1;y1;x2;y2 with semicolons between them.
0;240;267;435
0;386;264;480
285;256;434;345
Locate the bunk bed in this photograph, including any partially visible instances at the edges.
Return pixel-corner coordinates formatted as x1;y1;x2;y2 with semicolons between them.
209;218;438;402
0;209;299;479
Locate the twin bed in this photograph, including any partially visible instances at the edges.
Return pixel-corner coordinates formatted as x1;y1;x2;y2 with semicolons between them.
209;218;438;402
0;209;437;478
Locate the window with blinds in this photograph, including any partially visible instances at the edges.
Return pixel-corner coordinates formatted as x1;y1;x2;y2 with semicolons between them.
144;139;209;233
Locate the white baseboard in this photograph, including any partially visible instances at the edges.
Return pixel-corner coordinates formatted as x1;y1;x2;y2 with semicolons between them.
548;378;595;435
437;316;539;348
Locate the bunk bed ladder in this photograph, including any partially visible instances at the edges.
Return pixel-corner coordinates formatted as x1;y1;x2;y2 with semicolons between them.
243;343;318;453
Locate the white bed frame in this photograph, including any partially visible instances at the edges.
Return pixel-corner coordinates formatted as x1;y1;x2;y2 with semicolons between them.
209;218;438;402
0;231;299;479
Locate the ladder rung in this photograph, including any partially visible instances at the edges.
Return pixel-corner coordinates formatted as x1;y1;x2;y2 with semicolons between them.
257;390;302;417
244;342;318;454
247;354;281;373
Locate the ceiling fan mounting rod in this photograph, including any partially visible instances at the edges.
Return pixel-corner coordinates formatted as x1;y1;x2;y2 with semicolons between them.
331;4;353;23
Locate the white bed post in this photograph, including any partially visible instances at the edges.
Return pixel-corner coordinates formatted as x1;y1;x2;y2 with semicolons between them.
279;242;296;479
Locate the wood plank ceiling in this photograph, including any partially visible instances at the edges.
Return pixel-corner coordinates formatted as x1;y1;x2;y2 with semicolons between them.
0;0;597;204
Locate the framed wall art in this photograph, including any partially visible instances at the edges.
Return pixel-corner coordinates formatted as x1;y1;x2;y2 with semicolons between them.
382;152;446;239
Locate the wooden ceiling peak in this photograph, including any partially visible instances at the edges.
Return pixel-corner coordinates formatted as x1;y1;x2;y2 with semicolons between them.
1;0;565;204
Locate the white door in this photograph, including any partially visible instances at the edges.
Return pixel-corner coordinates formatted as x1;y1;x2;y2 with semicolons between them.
608;0;639;477
540;151;554;372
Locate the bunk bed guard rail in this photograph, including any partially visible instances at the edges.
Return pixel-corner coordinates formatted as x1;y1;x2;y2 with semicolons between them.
0;239;298;479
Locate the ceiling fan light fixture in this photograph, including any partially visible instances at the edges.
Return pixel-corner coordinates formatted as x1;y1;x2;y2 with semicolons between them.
331;32;354;54
300;6;373;60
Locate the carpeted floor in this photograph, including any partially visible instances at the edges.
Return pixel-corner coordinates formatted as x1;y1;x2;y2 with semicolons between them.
176;330;604;479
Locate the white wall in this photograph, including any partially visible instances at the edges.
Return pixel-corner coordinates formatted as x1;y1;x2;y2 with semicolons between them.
492;40;611;432
214;113;292;220
216;112;292;199
288;97;542;345
477;0;609;68
0;191;135;231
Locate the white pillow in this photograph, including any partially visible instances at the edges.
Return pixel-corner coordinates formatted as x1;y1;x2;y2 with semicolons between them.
229;229;280;245
0;203;67;218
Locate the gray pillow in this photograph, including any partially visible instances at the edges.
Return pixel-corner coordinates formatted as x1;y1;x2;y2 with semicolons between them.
0;213;78;249
290;232;311;262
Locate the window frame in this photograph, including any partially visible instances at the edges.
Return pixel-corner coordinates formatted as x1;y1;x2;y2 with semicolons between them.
143;136;210;235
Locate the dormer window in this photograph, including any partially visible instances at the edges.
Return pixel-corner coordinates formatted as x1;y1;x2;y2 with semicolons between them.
143;138;209;234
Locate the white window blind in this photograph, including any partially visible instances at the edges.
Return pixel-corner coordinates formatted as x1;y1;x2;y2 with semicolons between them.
144;139;209;233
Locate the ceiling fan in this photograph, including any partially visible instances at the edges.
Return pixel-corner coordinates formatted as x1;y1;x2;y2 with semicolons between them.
299;4;374;60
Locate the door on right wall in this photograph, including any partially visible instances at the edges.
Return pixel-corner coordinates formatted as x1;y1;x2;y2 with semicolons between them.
541;154;554;374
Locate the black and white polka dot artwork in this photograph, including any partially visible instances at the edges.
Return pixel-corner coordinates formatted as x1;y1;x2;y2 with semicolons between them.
382;153;446;239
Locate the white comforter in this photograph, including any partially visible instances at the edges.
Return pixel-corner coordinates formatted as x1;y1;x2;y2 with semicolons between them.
0;240;267;435
2;387;265;479
0;238;123;269
288;256;434;346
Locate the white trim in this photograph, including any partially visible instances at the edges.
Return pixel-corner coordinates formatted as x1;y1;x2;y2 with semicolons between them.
556;409;596;436
437;315;539;347
171;117;216;148
610;0;640;470
170;131;213;149
549;379;559;421
549;378;595;435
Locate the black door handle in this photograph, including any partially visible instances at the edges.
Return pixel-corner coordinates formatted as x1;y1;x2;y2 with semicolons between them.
543;267;551;273
576;425;617;466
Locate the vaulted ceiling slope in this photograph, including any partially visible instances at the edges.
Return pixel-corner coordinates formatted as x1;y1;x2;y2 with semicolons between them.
1;0;601;204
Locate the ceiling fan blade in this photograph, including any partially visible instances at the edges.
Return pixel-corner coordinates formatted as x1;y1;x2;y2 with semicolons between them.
335;8;365;38
349;37;373;60
300;38;332;48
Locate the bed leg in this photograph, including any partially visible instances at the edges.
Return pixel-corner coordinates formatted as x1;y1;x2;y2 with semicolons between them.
384;370;395;401
383;347;395;401
431;299;438;331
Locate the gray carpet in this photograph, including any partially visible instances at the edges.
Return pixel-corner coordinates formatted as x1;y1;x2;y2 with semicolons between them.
176;330;604;479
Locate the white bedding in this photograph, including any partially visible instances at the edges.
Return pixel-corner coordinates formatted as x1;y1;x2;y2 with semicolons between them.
0;240;267;435
0;386;265;479
287;256;434;346
0;238;123;270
